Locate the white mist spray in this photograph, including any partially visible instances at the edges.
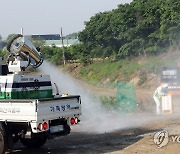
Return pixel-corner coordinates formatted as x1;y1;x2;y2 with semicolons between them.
39;61;159;133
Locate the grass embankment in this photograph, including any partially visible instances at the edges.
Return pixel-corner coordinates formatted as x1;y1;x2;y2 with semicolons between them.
66;52;179;88
77;59;141;87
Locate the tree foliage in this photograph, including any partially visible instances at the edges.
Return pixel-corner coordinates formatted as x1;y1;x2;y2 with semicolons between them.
41;46;63;65
0;35;7;50
30;37;45;48
79;0;180;59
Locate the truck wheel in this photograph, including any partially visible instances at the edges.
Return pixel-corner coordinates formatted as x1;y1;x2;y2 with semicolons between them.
20;136;47;148
0;126;11;154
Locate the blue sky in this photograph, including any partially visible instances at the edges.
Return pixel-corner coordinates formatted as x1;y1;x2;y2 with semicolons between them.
0;0;132;38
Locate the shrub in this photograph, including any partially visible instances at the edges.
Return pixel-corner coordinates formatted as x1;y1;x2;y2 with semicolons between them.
138;74;147;86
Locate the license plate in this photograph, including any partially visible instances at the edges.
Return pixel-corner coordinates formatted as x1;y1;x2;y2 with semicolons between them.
50;125;64;133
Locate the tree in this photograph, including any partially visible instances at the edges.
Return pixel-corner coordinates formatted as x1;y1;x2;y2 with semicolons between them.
6;34;15;43
30;37;45;48
41;46;62;65
79;0;180;58
79;11;116;49
160;0;180;48
0;35;6;50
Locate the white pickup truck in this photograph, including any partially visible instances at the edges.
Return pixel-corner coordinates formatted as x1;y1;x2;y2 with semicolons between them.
0;95;81;153
0;34;82;153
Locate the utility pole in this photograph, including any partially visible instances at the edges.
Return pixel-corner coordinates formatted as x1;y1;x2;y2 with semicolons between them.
61;27;66;66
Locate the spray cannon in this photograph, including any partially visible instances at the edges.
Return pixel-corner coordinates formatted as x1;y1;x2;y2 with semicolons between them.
6;34;43;73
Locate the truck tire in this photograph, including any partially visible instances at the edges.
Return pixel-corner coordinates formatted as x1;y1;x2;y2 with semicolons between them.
0;124;13;154
0;127;7;154
20;135;47;148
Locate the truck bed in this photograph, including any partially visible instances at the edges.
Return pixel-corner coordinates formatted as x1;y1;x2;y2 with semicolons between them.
0;95;81;122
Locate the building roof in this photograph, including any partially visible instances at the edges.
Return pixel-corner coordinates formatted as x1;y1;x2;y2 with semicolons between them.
25;34;79;47
25;34;78;41
45;39;80;47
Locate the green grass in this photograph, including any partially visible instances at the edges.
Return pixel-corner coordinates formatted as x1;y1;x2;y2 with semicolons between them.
77;59;143;87
100;96;118;110
66;52;180;88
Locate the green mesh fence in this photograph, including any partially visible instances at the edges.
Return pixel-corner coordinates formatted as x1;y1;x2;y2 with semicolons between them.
117;82;137;112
